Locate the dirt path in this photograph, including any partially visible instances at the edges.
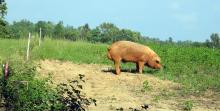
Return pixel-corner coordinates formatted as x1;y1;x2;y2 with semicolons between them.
36;60;220;111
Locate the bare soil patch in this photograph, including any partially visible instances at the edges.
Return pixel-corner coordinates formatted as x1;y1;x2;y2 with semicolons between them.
36;60;220;111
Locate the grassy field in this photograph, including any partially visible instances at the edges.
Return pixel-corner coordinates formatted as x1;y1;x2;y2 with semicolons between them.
32;38;110;64
0;38;220;94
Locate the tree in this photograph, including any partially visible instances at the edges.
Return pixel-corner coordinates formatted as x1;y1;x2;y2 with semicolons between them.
53;21;65;39
98;23;119;43
210;33;220;48
9;20;35;38
205;39;212;48
0;19;9;38
64;26;78;41
192;42;204;47
45;21;55;37
78;23;91;41
89;28;101;42
0;0;8;38
35;21;55;38
0;0;7;19
35;21;47;38
117;29;135;41
0;0;5;4
168;37;173;43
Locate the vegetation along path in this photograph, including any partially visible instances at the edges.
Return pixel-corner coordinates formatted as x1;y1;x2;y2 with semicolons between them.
37;60;220;111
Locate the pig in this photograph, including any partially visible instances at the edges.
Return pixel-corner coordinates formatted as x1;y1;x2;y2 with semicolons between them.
107;41;162;75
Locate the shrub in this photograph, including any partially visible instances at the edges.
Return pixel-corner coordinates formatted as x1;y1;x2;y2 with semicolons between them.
51;74;97;111
0;59;96;111
0;60;56;111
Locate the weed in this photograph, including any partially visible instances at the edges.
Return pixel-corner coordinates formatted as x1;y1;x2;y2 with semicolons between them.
153;95;161;103
183;100;193;111
142;80;151;91
53;74;97;111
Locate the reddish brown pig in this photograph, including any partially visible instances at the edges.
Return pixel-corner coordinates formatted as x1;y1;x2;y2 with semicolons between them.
107;41;162;75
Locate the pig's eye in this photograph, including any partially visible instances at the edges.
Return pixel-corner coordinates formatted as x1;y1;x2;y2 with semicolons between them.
156;60;160;64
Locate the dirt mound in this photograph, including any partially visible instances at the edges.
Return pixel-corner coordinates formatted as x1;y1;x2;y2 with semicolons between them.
36;60;220;111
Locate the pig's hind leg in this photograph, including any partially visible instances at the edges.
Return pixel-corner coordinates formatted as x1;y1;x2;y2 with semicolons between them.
136;63;139;73
114;59;121;75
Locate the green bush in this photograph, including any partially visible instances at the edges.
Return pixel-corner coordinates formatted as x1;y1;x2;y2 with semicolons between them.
0;59;96;111
0;60;57;111
51;74;97;111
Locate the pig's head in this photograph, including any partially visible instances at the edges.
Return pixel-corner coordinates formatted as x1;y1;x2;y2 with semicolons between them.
145;53;162;69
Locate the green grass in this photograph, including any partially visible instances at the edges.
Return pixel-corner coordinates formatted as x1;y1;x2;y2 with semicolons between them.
151;44;220;93
32;38;110;64
0;38;220;94
0;38;27;60
182;100;193;111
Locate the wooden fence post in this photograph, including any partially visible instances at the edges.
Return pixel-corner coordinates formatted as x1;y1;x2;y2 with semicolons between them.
26;32;31;61
39;27;42;46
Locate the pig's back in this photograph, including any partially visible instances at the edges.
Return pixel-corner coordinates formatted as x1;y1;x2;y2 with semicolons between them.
108;41;153;56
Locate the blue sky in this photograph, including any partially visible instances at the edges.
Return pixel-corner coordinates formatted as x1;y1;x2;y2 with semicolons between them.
5;0;220;42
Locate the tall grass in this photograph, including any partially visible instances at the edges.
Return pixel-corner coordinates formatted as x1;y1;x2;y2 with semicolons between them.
32;38;110;64
0;38;220;93
0;39;27;60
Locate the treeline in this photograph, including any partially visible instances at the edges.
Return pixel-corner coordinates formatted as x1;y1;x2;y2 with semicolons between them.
164;33;220;49
0;19;219;49
6;20;142;43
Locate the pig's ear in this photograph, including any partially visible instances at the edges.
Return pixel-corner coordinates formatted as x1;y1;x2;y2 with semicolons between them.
145;52;154;61
148;52;154;59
